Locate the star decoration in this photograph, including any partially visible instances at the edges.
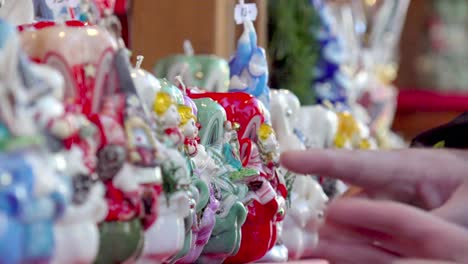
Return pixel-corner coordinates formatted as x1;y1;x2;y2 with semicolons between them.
195;71;204;80
127;95;141;107
84;64;96;78
0;172;12;187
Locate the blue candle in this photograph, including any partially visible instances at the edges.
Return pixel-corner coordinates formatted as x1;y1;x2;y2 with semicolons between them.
311;0;350;108
229;21;271;111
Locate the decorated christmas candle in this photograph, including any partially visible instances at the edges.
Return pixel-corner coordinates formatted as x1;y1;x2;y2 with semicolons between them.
154;40;230;93
310;0;350;106
229;19;271;110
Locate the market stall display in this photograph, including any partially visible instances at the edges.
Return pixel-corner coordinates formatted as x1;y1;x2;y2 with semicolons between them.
0;0;409;263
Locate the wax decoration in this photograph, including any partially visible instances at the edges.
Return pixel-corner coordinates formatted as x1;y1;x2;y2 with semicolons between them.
18;21;163;264
191;97;249;264
295;103;374;198
32;0;116;24
175;101;218;264
155;41;231;93
310;0;350;106
0;18;69;264
132;56;162;115
189;91;286;264
153;91;184;148
229;19;271;110
270;90;328;260
327;0;409;149
0;0;407;262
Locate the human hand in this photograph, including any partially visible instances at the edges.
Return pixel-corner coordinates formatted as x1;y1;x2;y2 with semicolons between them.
280;149;468;227
313;198;468;263
393;260;460;264
280;149;468;263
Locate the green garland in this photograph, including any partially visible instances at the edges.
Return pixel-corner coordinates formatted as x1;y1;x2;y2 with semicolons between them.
268;0;321;105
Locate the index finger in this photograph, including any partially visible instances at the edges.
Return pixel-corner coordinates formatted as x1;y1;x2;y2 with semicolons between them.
280;149;468;191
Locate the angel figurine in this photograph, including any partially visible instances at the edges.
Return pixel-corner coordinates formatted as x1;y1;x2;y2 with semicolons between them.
257;123;281;168
153;91;184;148
178;105;199;157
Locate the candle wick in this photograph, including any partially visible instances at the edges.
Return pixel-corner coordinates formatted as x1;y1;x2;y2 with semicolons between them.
183;40;194;56
322;100;335;111
175;76;187;95
136;55;144;69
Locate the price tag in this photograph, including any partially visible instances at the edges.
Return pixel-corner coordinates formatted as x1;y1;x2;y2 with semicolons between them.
45;0;80;11
234;3;258;24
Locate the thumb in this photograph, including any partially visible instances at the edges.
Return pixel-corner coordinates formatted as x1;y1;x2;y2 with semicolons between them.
325;199;468;262
433;181;468;228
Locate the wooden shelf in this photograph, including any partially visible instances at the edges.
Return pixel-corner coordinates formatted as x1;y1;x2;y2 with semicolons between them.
130;0;267;70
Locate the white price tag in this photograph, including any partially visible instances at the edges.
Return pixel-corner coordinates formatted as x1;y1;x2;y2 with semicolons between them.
234;3;258;24
45;0;80;11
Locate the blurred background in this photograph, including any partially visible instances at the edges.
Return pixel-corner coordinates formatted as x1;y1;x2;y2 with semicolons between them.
116;0;468;141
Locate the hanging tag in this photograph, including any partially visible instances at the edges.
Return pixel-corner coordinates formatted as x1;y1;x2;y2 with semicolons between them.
234;3;258;24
